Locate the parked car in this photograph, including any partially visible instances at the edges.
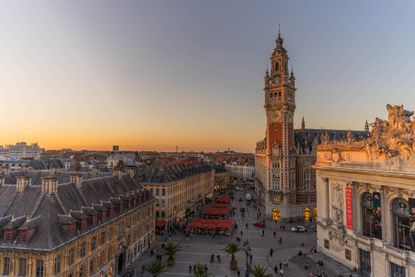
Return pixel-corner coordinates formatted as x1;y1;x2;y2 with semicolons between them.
253;221;266;228
291;226;306;232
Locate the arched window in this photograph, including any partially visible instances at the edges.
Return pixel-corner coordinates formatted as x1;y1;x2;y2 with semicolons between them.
361;192;382;239
392;198;415;251
275;62;279;72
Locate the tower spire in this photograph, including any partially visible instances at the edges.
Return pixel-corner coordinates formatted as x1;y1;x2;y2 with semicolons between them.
301;116;305;130
364;120;369;132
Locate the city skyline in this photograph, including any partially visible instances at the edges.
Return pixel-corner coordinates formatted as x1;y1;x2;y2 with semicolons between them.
1;1;415;152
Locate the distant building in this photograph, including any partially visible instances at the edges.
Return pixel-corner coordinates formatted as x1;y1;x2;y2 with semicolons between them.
107;153;136;168
316;104;415;277
0;142;42;160
213;164;230;191
113;145;120;152
141;164;214;230
254;33;368;220
225;164;255;180
0;166;155;277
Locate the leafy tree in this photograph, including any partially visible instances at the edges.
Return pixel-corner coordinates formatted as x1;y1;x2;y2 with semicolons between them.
163;242;181;259
222;242;242;262
250;265;272;277
144;260;167;277
192;263;214;277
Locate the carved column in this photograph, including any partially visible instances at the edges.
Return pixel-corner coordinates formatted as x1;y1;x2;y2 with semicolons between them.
322;177;329;221
349;181;358;233
380;186;387;242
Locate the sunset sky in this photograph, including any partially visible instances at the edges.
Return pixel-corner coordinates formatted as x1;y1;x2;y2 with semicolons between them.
1;1;415;152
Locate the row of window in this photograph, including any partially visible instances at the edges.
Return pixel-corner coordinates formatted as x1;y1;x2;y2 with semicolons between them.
361;192;415;251
3;257;43;277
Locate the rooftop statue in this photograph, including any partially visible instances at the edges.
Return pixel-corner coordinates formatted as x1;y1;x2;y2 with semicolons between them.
365;104;415;164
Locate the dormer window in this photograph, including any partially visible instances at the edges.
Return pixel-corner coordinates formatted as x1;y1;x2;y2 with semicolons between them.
19;230;28;242
3;229;12;241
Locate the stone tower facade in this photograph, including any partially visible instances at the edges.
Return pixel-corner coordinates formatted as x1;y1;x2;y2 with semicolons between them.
263;32;297;205
255;33;369;220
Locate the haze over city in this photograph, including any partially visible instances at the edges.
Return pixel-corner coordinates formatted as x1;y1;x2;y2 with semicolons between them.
1;1;415;152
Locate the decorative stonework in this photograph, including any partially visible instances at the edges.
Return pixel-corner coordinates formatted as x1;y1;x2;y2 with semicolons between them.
365;104;415;165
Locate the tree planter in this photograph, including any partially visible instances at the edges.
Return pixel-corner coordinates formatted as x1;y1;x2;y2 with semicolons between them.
167;258;175;266
230;260;238;270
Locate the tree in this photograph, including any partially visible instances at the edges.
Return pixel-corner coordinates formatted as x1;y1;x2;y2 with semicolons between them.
164;242;181;266
144;260;167;277
192;263;214;277
222;242;242;270
250;265;272;277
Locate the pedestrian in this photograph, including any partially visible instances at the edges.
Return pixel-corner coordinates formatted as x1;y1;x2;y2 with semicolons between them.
150;249;154;256
237;270;241;277
273;231;276;237
279;237;283;244
210;254;215;263
240;230;243;236
279;268;284;276
261;229;264;236
270;248;274;257
274;265;278;273
249;254;253;264
246;223;248;229
217;254;221;263
188;265;192;274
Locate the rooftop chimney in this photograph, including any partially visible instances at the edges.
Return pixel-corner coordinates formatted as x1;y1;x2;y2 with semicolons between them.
42;176;58;195
70;174;83;188
113;167;124;180
126;166;137;178
16;176;31;192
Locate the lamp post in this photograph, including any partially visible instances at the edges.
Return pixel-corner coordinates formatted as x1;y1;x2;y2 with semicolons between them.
243;239;252;277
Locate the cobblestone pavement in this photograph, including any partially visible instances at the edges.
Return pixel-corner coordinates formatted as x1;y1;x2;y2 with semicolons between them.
135;189;327;277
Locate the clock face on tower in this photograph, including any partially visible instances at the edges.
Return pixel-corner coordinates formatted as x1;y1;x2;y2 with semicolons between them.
271;110;281;123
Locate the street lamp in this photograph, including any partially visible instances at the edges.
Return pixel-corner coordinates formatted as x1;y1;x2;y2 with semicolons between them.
243;239;252;277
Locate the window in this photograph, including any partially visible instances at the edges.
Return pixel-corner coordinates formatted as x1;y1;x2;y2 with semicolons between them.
361;192;382;239
90;236;96;251
89;258;94;273
392;198;415;251
18;258;27;276
100;231;106;245
391;262;405;277
345;249;351;261
79;264;84;277
35;260;44;277
54;255;61;274
108;227;113;241
3;257;10;275
80;241;86;257
67;248;74;266
117;222;125;239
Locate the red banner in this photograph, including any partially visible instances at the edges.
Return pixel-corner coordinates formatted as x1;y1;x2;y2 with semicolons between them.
345;187;353;229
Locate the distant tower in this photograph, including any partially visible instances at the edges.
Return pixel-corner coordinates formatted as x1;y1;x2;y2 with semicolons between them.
176;145;179;153
112;145;119;152
364;120;369;132
263;30;296;201
301;116;305;130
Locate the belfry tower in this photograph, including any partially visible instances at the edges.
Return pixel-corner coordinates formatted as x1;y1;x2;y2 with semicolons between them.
263;31;296;204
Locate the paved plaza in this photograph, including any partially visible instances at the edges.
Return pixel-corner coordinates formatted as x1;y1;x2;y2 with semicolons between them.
135;189;330;277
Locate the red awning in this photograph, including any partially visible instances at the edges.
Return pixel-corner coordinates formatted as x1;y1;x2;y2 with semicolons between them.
155;219;165;229
216;195;230;203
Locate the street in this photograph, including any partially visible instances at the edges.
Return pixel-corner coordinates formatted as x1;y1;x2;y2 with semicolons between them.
136;188;319;276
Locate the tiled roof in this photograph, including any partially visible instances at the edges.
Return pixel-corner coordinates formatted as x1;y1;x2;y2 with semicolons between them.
0;169;151;251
